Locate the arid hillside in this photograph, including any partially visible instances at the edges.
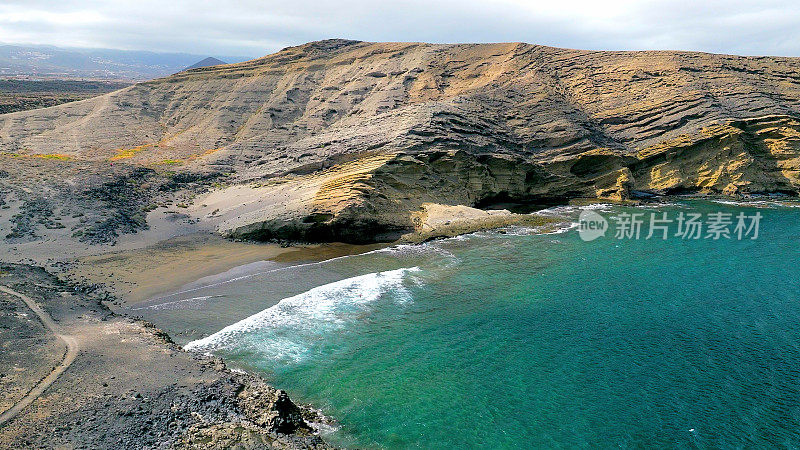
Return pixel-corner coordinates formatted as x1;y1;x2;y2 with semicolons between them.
2;39;800;244
0;79;131;114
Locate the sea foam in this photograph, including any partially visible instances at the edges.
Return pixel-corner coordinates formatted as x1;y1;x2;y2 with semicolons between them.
184;267;420;358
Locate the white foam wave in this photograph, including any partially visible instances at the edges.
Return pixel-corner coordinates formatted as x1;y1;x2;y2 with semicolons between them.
711;199;769;207
577;203;615;210
535;203;614;217
483;221;577;237
542;222;580;235
636;202;683;208
373;242;462;269
709;199;800;208
184;267;420;358
375;242;456;256
534;205;579;216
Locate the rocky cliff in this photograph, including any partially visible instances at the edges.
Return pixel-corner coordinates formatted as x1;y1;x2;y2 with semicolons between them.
2;39;800;243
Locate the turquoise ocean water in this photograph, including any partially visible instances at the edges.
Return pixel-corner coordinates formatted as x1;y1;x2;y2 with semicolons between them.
179;200;800;448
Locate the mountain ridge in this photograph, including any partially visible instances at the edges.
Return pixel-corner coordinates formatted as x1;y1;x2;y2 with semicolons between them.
0;43;249;80
183;57;228;71
2;39;800;244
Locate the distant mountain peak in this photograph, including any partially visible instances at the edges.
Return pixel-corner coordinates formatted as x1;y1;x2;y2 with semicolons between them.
183;57;227;71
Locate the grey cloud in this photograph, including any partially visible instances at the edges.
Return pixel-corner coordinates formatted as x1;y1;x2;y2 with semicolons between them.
0;0;799;59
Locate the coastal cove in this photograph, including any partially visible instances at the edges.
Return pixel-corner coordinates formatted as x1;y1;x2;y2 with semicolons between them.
4;17;800;447
129;200;800;448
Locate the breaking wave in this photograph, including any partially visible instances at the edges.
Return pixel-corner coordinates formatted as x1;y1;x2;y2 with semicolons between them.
184;267;420;362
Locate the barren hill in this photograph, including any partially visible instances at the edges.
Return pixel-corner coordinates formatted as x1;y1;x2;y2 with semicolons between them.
183;57;227;71
2;39;800;245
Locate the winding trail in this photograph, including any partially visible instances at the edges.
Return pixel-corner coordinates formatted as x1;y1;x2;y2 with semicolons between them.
0;285;79;426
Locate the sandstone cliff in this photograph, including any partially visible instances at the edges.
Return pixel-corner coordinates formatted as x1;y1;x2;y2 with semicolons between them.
2;39;800;243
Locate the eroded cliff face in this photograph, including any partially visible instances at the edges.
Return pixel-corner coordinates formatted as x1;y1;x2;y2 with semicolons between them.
2;40;800;244
208;114;800;242
630;116;800;197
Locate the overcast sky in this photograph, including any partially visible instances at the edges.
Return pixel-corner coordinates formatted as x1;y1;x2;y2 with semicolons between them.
1;0;798;59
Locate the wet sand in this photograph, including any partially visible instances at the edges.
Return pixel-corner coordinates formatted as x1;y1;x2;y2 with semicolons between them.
66;232;386;307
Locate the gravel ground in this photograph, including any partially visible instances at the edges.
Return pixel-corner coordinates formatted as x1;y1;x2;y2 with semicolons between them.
0;264;333;449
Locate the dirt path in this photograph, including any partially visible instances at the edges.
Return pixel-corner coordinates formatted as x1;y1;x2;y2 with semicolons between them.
0;285;79;426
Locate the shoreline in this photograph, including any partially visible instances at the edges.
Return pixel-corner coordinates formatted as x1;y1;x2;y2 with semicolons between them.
65;194;775;312
2;196;786;448
65;232;386;308
61;202;577;311
0;263;332;448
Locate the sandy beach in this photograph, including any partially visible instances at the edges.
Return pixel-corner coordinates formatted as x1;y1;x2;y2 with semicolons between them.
66;232;386;307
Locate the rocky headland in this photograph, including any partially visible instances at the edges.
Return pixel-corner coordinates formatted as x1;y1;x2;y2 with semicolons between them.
0;264;330;449
2;39;800;448
2;39;799;249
